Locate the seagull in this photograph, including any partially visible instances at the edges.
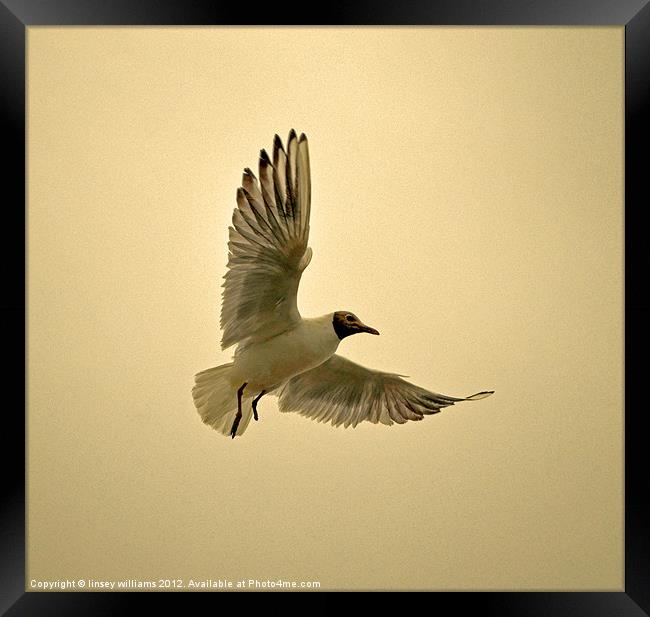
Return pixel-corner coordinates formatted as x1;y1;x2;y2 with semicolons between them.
192;130;494;438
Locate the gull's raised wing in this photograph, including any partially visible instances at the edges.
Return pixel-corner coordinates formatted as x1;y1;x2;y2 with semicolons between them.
278;355;493;428
221;130;312;349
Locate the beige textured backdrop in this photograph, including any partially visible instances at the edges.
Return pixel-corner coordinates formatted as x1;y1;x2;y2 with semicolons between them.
27;27;623;591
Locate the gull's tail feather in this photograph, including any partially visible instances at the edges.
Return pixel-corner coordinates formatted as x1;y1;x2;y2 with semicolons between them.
192;363;252;437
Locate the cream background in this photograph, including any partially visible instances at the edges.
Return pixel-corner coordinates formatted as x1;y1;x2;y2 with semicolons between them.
27;27;623;591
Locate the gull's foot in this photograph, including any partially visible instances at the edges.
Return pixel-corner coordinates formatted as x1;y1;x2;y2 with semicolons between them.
232;382;247;439
230;414;242;439
252;390;266;423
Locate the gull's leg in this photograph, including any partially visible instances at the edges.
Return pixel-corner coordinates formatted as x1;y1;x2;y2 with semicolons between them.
252;390;266;421
230;382;247;439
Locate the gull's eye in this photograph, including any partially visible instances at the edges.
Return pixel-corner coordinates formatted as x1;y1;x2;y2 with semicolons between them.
346;314;354;322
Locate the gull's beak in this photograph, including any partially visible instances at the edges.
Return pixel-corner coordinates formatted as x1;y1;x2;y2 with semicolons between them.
359;323;380;335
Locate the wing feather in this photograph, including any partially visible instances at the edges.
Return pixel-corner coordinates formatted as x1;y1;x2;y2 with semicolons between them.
220;131;312;349
278;355;493;429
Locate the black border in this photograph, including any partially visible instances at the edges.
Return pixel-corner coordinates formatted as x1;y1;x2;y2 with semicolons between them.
3;1;648;613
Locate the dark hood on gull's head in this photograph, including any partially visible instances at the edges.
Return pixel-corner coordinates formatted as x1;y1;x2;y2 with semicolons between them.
332;311;380;340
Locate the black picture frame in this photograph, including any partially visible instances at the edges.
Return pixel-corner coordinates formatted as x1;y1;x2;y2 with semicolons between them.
3;0;648;613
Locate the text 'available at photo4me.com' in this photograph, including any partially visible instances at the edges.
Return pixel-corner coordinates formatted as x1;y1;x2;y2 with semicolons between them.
29;578;322;591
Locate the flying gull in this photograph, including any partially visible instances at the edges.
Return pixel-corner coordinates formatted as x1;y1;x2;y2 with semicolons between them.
192;130;494;438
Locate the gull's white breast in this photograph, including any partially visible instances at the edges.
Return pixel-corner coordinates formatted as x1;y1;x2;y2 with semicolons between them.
230;314;340;392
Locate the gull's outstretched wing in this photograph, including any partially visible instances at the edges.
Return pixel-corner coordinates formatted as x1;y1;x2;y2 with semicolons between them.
221;130;312;349
278;355;493;428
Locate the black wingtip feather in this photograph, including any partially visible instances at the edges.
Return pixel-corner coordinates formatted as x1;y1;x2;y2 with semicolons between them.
260;149;272;164
466;390;495;401
299;132;308;142
273;134;285;152
288;128;297;140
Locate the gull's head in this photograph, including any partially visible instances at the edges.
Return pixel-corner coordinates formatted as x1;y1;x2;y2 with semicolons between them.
332;311;380;340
